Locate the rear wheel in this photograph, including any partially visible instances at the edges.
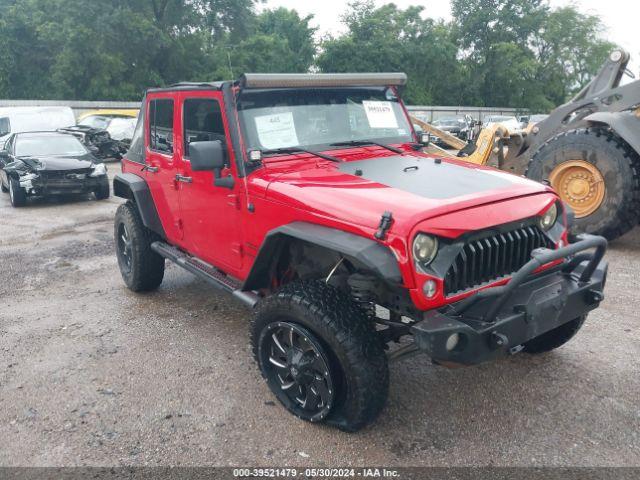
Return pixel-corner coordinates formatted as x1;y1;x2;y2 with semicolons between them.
526;128;640;241
523;316;586;354
8;176;27;207
114;201;165;292
251;280;389;432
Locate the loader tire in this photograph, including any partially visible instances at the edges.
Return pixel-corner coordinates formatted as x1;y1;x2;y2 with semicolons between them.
526;128;640;241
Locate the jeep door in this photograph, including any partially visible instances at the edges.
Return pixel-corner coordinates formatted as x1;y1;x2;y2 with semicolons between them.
143;95;185;244
176;92;243;271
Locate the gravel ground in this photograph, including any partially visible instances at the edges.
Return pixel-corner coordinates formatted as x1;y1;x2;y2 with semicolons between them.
0;171;639;467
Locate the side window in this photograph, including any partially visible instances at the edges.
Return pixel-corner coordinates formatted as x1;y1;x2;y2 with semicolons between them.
149;99;174;154
183;98;226;157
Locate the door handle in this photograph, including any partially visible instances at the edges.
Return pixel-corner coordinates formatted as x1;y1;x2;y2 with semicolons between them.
143;165;159;173
175;174;192;183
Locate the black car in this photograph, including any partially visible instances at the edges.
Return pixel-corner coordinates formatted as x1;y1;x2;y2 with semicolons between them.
0;131;110;207
57;125;128;161
430;115;475;146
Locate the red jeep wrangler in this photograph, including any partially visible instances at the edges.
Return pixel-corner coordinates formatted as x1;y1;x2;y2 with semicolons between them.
113;74;607;431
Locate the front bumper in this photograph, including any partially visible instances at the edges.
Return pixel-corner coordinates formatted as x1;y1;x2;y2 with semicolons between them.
22;174;106;196
411;235;607;365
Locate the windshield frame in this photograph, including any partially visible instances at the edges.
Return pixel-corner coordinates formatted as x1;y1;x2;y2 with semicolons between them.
236;86;416;155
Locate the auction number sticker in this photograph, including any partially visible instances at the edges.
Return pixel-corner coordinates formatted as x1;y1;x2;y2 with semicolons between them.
362;101;398;129
255;112;299;149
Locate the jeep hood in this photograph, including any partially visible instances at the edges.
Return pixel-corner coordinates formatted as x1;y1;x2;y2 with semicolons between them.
263;154;553;235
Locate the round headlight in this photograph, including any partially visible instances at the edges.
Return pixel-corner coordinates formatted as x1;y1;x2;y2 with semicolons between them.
539;203;558;231
413;233;438;267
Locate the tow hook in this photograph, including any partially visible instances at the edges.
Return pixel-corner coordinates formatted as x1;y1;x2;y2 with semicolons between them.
509;344;525;355
489;331;509;350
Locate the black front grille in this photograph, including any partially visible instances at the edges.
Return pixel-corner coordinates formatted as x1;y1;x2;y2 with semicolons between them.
444;224;552;296
42;169;92;180
41;169;93;187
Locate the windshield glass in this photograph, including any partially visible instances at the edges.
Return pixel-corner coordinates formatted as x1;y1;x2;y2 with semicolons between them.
237;87;412;151
79;115;111;130
16;135;87;156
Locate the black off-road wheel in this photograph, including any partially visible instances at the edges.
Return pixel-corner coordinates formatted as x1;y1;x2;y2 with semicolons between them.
8;176;27;207
94;176;110;200
523;316;586;354
251;280;389;432
526;128;640;241
114;201;165;292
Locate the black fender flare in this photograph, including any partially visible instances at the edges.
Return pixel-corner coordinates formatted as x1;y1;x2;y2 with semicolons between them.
586;111;640;154
113;173;166;239
242;222;403;291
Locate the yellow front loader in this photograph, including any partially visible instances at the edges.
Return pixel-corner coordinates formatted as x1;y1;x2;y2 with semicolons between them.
412;49;640;242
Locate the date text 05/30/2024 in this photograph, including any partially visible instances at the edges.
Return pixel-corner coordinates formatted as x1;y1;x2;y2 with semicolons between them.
232;468;400;478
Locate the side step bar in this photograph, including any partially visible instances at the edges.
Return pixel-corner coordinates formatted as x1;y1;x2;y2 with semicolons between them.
151;241;259;308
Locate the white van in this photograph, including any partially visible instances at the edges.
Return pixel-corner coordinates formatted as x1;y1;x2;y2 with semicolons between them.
0;106;76;149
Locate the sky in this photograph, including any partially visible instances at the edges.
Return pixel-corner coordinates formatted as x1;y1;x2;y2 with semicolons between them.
260;0;639;59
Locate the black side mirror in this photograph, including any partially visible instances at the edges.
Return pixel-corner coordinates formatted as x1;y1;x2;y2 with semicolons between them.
189;140;234;188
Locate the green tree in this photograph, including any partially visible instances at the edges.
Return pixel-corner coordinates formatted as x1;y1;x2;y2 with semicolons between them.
0;0;620;108
317;1;464;105
451;0;548;54
451;0;615;110
256;7;316;72
208;7;317;78
0;0;257;99
533;6;616;105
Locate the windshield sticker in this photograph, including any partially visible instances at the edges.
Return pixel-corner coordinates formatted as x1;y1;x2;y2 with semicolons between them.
362;101;398;129
254;112;299;149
